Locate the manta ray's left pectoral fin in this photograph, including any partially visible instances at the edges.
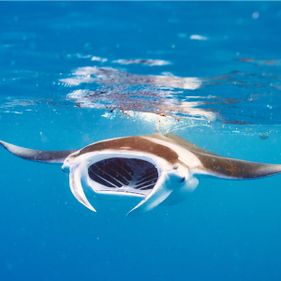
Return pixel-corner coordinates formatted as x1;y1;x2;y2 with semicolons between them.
0;140;75;164
162;133;281;179
196;154;281;179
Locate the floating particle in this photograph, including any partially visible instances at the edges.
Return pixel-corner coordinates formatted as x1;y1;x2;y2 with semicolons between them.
190;34;208;41
252;11;260;20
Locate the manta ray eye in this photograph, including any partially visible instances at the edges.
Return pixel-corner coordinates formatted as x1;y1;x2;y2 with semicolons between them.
88;158;158;191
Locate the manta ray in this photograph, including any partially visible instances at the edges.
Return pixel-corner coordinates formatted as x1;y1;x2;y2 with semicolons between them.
1;134;281;214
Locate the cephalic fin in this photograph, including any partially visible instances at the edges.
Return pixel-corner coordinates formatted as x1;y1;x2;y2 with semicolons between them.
0;140;75;164
127;167;197;215
69;167;96;212
127;178;172;215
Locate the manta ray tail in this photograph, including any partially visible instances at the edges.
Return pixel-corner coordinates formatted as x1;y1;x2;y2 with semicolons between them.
0;140;75;164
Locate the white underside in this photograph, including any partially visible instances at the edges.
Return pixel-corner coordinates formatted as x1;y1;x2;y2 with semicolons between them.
63;149;199;214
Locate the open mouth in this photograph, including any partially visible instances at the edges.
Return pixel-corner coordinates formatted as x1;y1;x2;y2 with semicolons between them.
88;157;159;196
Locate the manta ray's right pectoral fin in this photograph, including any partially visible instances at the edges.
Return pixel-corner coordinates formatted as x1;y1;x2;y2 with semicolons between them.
0;140;75;164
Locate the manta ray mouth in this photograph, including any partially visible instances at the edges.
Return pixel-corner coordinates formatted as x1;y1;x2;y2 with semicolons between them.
88;157;159;195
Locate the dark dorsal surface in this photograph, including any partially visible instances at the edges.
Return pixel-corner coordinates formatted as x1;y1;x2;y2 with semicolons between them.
88;158;158;190
77;136;178;164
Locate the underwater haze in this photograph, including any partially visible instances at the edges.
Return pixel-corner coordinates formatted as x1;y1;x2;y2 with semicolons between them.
1;2;281;281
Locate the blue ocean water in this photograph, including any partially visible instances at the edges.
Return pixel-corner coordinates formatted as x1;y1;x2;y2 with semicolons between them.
1;2;281;281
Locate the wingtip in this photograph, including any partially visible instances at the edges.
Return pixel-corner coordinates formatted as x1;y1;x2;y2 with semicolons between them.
0;140;20;155
0;140;9;150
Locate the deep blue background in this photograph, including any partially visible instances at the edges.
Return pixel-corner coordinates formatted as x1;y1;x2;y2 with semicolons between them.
1;2;281;281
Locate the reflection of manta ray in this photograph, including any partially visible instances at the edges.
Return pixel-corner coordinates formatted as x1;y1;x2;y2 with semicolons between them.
1;134;281;214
